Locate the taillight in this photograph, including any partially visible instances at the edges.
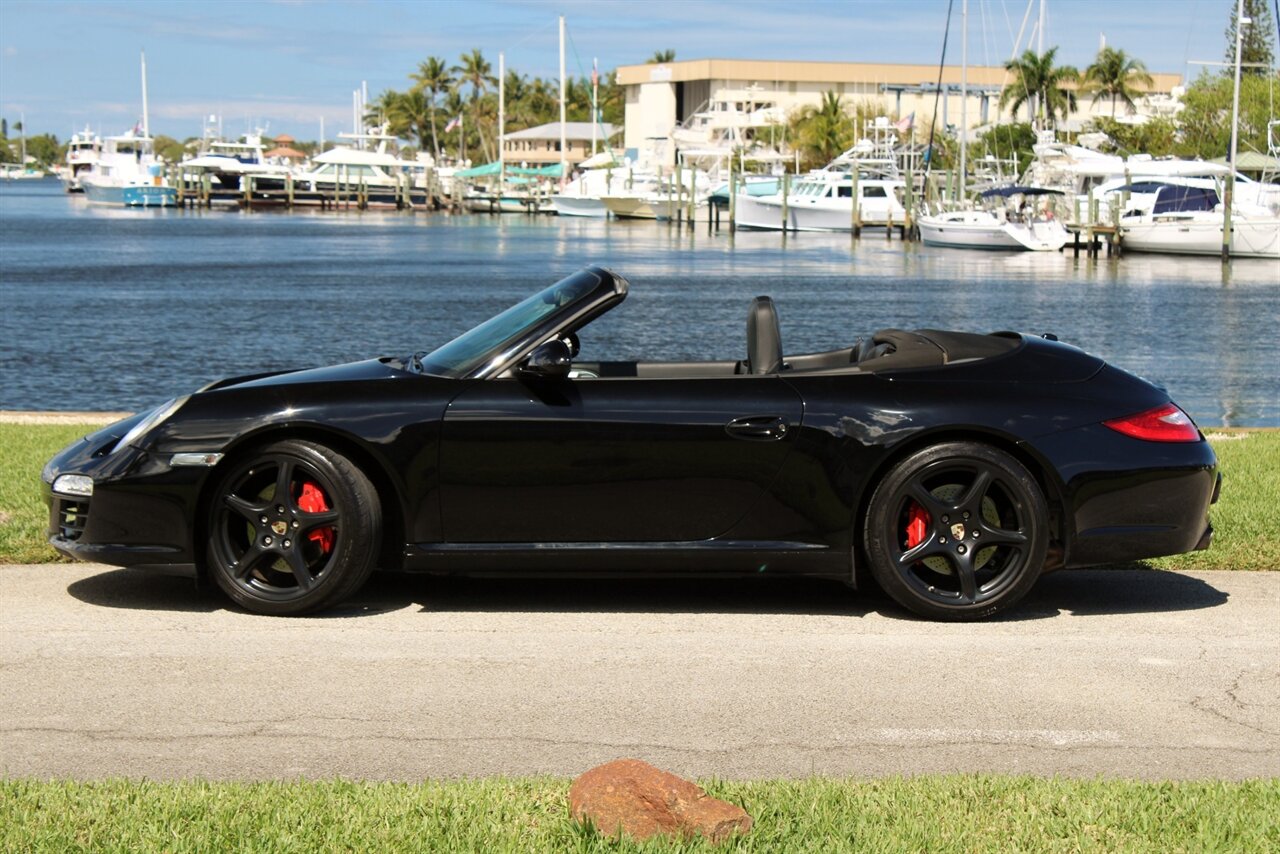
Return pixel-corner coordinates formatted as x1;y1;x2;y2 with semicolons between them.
1103;404;1201;442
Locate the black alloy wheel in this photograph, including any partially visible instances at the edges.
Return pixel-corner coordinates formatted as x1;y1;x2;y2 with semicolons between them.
206;439;381;616
864;441;1048;621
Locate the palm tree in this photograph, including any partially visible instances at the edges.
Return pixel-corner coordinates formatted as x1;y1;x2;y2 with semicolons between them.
647;49;676;64
389;90;434;153
364;90;403;135
410;56;452;159
788;91;853;170
1082;47;1154;118
453;49;497;161
999;48;1080;129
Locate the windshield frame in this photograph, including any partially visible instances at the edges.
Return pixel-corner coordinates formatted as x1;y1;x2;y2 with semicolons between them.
416;266;627;380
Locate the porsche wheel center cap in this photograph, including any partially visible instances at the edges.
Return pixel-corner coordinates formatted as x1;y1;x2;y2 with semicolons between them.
950;522;966;541
271;520;289;536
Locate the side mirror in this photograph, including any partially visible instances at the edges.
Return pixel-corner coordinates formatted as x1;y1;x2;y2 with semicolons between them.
518;339;572;380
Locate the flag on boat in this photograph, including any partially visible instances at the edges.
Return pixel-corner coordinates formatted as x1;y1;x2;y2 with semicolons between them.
592;58;599;88
444;116;461;133
895;112;915;132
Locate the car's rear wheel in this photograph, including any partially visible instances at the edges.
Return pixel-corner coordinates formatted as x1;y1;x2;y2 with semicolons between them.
863;441;1047;621
206;439;380;616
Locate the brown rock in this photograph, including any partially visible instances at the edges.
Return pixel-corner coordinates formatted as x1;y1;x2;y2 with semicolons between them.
568;758;753;843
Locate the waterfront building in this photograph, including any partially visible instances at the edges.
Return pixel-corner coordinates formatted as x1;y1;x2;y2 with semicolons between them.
501;121;620;168
616;58;1183;167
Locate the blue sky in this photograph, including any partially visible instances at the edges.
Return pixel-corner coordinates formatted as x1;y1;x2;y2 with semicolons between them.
0;0;1245;141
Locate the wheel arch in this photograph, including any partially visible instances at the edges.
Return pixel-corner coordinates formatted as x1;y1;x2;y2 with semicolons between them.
193;424;407;582
851;426;1069;587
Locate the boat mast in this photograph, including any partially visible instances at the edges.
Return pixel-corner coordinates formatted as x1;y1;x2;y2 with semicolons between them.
591;57;599;155
559;15;567;188
1224;0;1245;262
140;51;150;137
959;0;967;199
499;51;505;194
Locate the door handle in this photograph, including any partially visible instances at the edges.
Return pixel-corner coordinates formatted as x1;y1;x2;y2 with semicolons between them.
725;415;790;441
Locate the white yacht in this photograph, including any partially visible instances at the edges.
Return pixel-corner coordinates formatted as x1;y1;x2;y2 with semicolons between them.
62;127;101;192
550;163;654;218
734;120;908;232
1119;183;1280;259
179;133;293;202
291;130;428;208
918;187;1070;251
80;130;176;207
599;168;713;221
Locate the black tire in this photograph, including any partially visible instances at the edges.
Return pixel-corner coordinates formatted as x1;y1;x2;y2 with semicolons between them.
863;441;1047;621
205;439;381;616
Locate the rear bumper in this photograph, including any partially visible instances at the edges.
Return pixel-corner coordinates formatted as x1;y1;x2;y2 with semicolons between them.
1028;425;1219;568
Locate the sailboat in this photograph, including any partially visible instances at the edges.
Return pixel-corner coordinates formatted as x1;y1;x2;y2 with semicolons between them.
919;187;1070;250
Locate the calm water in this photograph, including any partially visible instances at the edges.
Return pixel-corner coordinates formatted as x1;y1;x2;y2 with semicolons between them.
2;179;1278;425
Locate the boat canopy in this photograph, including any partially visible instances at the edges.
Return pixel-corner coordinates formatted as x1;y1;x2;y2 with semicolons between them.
979;186;1065;198
1152;185;1220;214
454;161;565;179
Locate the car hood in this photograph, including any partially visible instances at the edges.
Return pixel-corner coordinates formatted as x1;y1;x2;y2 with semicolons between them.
203;358;407;392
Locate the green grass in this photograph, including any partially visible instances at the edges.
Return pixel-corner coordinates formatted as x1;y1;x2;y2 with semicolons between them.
0;423;96;564
2;776;1276;852
2;423;1278;570
1149;430;1280;571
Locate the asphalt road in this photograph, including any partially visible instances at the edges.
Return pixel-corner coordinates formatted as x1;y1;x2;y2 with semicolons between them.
2;563;1277;781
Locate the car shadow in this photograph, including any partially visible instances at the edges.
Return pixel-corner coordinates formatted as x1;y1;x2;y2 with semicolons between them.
66;564;1229;621
997;566;1229;620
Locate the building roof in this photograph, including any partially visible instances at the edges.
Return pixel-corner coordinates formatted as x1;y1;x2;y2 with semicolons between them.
502;121;618;142
616;58;1181;93
1211;151;1280;171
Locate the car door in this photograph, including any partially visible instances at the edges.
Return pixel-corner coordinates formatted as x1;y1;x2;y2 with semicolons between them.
438;374;804;543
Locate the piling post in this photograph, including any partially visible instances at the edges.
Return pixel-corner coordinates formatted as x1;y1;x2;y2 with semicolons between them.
851;162;860;237
902;170;913;239
728;167;737;235
1086;188;1097;257
781;173;790;232
286;172;294;208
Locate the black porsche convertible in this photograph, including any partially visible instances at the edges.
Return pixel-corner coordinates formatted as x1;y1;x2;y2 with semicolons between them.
43;266;1219;620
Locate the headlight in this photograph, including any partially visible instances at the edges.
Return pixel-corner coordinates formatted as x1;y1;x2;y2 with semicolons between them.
53;474;94;497
111;396;188;454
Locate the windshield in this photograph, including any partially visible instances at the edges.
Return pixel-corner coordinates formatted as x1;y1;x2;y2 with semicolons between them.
417;269;606;378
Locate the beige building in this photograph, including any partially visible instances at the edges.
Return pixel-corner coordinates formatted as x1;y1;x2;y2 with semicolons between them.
501;121;620;168
616;58;1183;165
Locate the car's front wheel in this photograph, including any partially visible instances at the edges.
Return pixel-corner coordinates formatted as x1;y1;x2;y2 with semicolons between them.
206;439;381;616
863;441;1048;621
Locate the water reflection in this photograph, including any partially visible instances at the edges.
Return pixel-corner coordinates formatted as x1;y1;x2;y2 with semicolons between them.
1;180;1277;424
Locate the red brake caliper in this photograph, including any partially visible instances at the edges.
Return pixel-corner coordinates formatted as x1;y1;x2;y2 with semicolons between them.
904;501;930;550
297;481;334;554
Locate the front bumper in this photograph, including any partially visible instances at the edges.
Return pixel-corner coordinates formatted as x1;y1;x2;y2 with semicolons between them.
42;429;212;574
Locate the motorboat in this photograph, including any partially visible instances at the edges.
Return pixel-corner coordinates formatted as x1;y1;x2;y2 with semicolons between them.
62;127;101;192
290;130;428;208
179;133;293;202
918;187;1070;251
734;119;908;232
551;165;658;217
599;169;713;221
1119;183;1280;259
79;130;176;207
